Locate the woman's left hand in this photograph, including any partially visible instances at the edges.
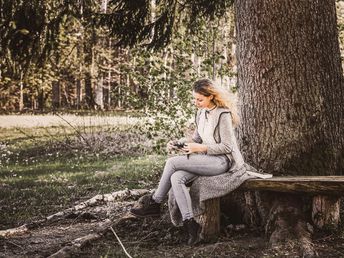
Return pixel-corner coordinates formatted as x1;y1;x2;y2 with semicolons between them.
182;143;207;154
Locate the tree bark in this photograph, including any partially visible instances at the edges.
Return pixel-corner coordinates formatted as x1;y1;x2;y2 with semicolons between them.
85;72;94;109
38;88;44;111
199;198;220;242
52;81;60;110
235;0;344;176
19;71;24;111
76;79;81;110
95;76;104;110
234;0;344;253
312;195;341;230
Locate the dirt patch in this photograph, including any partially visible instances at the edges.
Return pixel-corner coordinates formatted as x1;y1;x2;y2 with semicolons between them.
0;195;343;257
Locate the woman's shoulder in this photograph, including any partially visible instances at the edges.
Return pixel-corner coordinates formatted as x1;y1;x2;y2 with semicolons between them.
214;108;233;126
214;107;231;115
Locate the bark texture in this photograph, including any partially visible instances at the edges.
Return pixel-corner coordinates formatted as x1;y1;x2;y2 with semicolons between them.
235;0;344;176
312;195;341;230
52;81;60;109
199;198;220;242
234;1;343;254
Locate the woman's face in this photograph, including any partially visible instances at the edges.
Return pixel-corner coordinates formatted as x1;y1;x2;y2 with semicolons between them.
193;92;214;109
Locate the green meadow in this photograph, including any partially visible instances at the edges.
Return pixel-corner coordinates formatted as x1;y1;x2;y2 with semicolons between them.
0;122;165;229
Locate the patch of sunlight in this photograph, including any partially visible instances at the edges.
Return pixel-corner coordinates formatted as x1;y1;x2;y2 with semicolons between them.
0;114;142;128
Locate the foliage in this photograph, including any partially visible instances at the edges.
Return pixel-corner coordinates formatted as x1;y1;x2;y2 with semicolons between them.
0;0;95;110
99;0;234;49
122;16;235;150
0;0;236;150
0;0;97;75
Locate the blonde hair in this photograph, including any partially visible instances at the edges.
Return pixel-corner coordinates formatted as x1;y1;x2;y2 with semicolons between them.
193;78;240;126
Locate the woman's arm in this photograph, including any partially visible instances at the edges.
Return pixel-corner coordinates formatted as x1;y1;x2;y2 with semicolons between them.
185;112;234;154
205;112;234;155
192;129;203;143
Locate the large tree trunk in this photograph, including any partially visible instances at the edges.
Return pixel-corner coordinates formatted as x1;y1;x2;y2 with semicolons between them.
234;0;344;254
235;0;344;176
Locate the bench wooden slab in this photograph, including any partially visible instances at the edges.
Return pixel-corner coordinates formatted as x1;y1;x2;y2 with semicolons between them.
241;176;344;195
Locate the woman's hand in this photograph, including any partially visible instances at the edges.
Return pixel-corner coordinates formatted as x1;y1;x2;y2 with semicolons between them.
167;140;185;152
167;140;173;150
182;143;207;154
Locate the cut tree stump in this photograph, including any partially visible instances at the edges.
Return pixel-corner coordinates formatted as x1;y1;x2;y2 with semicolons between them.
312;195;341;230
201;176;344;241
199;198;220;242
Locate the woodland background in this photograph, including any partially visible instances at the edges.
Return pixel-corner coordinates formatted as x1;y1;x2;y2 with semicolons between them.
0;1;344;257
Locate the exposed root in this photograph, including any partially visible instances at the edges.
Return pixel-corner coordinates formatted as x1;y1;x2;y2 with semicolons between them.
257;192;317;257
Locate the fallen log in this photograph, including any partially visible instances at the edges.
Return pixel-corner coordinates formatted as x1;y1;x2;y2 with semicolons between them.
48;215;138;258
0;189;150;238
47;219;113;258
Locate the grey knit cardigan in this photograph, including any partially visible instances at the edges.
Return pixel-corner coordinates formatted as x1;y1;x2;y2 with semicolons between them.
168;107;258;226
193;107;245;173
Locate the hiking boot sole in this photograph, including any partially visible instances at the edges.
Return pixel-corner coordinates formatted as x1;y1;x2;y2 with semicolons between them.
129;210;161;218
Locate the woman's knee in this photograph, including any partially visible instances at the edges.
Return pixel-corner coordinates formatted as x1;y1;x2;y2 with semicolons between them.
165;156;184;170
170;171;187;186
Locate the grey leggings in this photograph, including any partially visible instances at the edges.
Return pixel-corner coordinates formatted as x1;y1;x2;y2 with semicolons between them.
152;154;230;221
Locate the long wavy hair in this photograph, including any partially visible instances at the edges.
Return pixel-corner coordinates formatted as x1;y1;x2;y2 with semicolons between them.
193;78;240;127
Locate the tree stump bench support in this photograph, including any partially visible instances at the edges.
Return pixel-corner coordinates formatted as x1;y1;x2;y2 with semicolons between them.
200;176;344;241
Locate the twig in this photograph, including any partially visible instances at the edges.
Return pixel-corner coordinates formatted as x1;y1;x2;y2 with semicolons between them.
137;231;155;243
68;211;89;228
55;113;93;150
15;127;37;141
6;240;24;250
110;226;133;258
137;217;165;243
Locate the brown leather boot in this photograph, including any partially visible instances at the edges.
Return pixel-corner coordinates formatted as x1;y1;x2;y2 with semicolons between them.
130;194;161;218
183;218;201;245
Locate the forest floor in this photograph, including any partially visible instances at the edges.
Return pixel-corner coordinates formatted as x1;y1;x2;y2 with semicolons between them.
1;193;344;258
0;117;343;257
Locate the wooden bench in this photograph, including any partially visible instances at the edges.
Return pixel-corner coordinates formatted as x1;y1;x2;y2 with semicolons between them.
200;176;344;240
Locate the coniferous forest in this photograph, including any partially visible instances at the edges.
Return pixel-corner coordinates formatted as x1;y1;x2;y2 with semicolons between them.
1;1;344;257
0;0;236;113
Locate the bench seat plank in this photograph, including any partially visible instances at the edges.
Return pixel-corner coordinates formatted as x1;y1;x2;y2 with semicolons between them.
241;176;344;195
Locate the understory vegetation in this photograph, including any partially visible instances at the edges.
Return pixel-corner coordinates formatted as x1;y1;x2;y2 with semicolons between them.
0;123;165;229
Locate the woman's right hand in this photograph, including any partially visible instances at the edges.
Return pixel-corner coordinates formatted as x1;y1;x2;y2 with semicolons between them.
167;140;177;151
167;138;188;152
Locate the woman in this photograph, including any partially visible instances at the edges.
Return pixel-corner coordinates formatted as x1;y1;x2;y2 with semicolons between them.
130;78;245;245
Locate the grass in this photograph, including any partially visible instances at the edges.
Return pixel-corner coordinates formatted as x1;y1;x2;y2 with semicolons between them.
0;123;165;229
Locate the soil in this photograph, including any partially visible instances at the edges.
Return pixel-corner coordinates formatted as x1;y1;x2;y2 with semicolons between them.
1;195;343;258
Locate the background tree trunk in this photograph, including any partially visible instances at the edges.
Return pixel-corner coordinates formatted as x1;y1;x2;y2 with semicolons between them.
76;79;81;110
85;72;94;109
95;76;104;110
52;81;60;110
234;0;344;254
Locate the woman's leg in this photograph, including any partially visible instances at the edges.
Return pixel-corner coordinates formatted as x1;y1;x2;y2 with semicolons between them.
153;154;229;203
170;170;197;220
